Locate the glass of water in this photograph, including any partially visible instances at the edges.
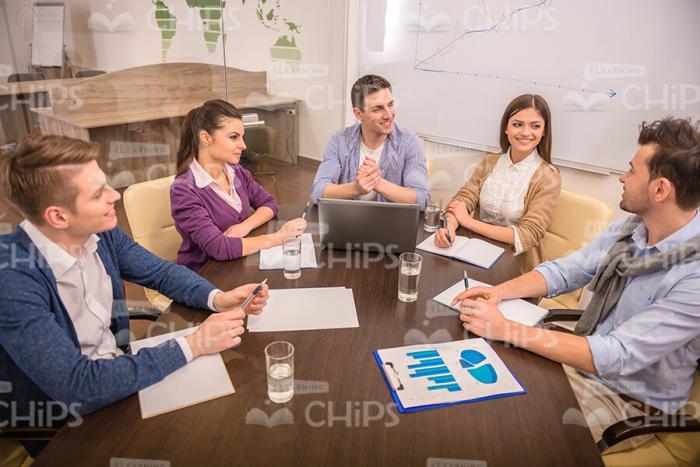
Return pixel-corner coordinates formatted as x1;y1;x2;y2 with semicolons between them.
283;237;301;279
398;252;423;302
424;197;441;232
265;341;294;403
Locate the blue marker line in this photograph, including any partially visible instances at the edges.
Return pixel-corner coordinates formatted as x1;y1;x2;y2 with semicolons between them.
410;366;451;378
406;350;440;359
427;383;462;392
427;375;456;384
407;357;445;369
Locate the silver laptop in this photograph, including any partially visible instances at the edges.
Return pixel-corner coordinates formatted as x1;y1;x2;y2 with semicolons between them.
317;198;420;253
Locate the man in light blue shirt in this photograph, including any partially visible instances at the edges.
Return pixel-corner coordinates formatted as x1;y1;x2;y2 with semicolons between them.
310;74;429;208
453;117;700;449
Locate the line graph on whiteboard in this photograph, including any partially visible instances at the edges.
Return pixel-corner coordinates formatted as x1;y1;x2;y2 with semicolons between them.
411;0;617;101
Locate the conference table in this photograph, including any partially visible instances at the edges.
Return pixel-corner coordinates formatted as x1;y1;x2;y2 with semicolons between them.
35;202;603;466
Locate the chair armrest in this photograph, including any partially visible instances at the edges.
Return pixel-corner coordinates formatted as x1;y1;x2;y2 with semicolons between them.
0;426;60;440
126;303;162;321
597;414;700;453
542;308;584;324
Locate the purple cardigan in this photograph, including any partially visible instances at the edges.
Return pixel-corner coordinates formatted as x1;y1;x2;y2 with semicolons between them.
170;164;279;271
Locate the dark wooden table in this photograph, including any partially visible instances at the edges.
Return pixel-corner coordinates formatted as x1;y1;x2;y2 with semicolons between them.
35;203;602;467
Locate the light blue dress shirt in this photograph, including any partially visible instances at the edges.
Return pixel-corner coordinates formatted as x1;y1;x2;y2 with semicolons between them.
310;123;429;208
535;211;700;413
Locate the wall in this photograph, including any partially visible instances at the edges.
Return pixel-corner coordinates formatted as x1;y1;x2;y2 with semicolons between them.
340;0;627;221
0;0;347;160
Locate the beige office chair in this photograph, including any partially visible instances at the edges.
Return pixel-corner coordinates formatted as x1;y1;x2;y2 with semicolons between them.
0;440;33;467
122;176;181;311
0;426;58;467
542;312;700;466
602;373;700;467
537;189;612;309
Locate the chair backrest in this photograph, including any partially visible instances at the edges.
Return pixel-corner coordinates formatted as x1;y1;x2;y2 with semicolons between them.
74;69;105;78
122;176;181;262
7;72;44;83
541;189;613;262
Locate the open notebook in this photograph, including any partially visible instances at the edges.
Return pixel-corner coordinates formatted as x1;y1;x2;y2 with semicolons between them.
416;233;504;269
433;279;549;327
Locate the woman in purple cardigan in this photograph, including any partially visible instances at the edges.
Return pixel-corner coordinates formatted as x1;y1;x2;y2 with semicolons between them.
171;99;307;271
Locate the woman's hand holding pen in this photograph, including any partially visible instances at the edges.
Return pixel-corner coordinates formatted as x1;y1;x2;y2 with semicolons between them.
272;218;307;244
434;212;457;248
445;201;474;229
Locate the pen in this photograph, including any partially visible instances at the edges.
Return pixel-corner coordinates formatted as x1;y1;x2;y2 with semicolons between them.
442;214;452;244
463;270;469;290
241;278;268;310
301;201;311;220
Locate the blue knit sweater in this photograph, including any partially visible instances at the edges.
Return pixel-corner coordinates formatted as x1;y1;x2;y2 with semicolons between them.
0;226;216;434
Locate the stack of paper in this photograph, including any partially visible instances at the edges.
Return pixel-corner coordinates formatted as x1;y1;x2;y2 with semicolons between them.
247;287;359;332
416;233;504;268
259;233;318;270
432;279;548;327
130;327;235;418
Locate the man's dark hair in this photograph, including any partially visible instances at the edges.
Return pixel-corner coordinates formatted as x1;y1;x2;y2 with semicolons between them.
638;117;700;210
350;74;392;111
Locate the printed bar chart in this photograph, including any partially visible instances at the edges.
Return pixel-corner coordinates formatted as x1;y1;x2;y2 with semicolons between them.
406;349;462;392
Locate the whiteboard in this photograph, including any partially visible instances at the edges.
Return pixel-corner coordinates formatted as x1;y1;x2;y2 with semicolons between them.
359;0;700;173
31;3;64;67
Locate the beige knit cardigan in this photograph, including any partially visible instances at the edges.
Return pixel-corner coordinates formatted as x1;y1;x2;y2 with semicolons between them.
451;153;562;273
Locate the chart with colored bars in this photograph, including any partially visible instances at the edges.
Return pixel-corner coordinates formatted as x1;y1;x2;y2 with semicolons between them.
376;339;525;411
407;350;461;392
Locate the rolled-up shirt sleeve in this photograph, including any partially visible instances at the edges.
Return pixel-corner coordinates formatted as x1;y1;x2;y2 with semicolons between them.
311;133;343;203
534;219;622;297
586;272;700;378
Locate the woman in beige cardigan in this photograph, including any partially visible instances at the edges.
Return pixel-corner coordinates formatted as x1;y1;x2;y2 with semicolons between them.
435;94;562;273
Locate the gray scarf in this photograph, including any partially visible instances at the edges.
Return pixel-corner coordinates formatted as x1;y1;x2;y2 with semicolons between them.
574;215;700;336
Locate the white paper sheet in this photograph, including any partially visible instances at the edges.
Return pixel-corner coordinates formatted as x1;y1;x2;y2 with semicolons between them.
432;279;548;327
259;233;318;270
247;287;359;332
130;327;234;418
416;233;504;269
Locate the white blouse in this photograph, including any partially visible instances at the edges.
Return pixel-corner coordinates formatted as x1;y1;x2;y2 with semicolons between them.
190;159;243;213
478;149;543;255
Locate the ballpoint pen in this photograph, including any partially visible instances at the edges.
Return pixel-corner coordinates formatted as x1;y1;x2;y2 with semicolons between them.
442;214;452;245
301;201;311;220
463;270;470;290
241;278;268;310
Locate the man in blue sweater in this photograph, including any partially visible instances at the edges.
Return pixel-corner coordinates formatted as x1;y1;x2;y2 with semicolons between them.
0;134;269;458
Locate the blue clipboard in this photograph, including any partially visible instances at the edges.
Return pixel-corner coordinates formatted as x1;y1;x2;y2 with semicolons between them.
373;339;527;413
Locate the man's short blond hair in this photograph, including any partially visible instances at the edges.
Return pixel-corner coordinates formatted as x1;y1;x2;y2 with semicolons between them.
0;134;100;223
